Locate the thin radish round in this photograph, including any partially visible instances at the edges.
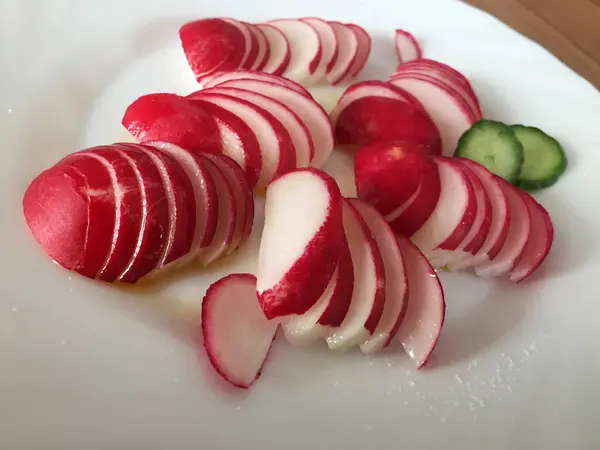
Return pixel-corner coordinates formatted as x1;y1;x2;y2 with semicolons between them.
199;70;311;98
394;29;422;63
248;24;270;71
256;24;291;76
300;17;338;84
346;23;371;77
326;21;358;85
219;18;254;70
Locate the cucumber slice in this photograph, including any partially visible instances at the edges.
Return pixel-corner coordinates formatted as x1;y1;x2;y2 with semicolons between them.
512;125;567;190
454;119;524;184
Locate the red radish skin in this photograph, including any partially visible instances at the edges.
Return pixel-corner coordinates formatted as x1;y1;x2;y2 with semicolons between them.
326;21;359;85
23;159;114;279
354;141;439;216
326;200;386;350
248;25;270;71
394;235;445;369
214;79;333;169
121;93;221;154
350;199;408;355
199;70;311;98
335;96;441;152
257;169;343;319
394;29;422;63
201;273;278;389
186;98;262;188
346;23;371;77
475;177;531;278
301;18;339;76
256;24;291;76
179;18;248;80
329;80;422;128
205;86;313;168
508;192;554;283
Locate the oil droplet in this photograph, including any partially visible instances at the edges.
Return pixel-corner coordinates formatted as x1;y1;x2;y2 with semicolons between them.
409;381;416;387
7;109;12;113
455;374;464;384
11;307;17;312
60;340;66;345
332;380;339;387
236;406;241;411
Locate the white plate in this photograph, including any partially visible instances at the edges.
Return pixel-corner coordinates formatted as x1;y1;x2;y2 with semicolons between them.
2;0;600;448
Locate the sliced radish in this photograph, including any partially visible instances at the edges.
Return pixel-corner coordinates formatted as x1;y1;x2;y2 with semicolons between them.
256;23;291;76
350;199;408;354
248;24;270;71
474;178;531;278
394;235;445;369
201;273;278;389
446;158;511;271
197;155;237;266
199;70;311;98
282;234;353;344
389;75;476;156
121;93;221;155
326;200;385;350
329;80;422;128
257;169;343;319
325;21;359;85
205;86;313;168
508;192;554;283
410;156;477;255
188;91;295;189
219;18;254;70
213;79;333;168
179;18;248;80
394;29;422;63
268;19;322;85
300;17;338;84
345;23;371;77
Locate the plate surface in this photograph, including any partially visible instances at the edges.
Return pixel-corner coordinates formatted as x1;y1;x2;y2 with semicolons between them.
2;0;600;449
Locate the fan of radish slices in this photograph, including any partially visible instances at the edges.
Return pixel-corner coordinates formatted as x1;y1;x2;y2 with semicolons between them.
21;18;563;391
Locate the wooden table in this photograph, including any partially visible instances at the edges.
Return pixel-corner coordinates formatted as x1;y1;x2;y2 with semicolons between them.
465;0;600;90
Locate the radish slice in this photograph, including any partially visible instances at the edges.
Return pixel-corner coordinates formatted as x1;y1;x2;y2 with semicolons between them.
300;17;338;84
394;235;445;369
214;79;333;168
268;19;322;85
346;23;371;77
241;21;260;69
219;18;254;69
198;156;237;266
411;157;477;255
475;178;531;278
508;192;554;283
205;86;313;168
326;200;385;350
326;21;359;85
248;24;270;71
394;29;422;63
389;76;476;156
350;199;408;354
199;70;311;98
257;169;343;319
201;273;278;389
256;24;291;76
330;80;421;127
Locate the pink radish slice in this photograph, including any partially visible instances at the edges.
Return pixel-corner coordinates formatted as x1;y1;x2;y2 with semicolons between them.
329;80;422;127
147;141;218;252
248;24;270;70
268;19;323;85
350;199;408;354
257;169;343;319
326;200;385;350
205;86;313;168
186;97;262;188
199;70;311;98
394;235;445;369
411;157;477;256
282;234;354;343
198;155;237;266
389;76;476;156
508;192;554;283
301;17;339;75
189;91;295;189
219;18;254;70
446;158;511;271
202;152;255;254
179;19;248;80
201;273;278;389
23;156;115;279
111;144;170;282
326;21;359;85
256;24;291;76
474;178;531;278
394;29;422;63
214;79;333;168
345;23;371;77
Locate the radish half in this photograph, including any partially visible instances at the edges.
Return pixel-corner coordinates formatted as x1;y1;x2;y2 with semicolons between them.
394;235;445;369
256;23;291;76
201;273;278;389
394;29;422;63
325;21;359;85
257;169;343;319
